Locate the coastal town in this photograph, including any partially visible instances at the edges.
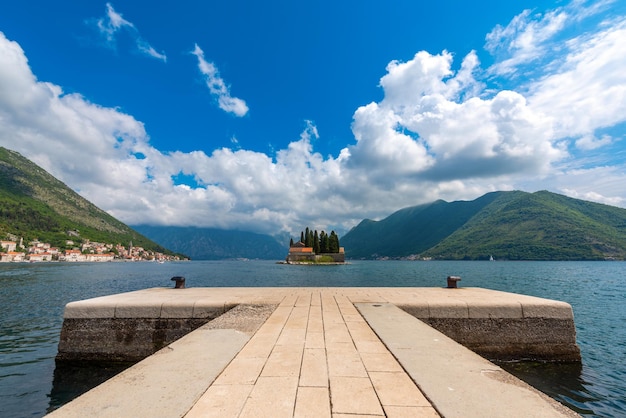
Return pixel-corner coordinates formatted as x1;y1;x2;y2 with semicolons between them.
0;236;185;263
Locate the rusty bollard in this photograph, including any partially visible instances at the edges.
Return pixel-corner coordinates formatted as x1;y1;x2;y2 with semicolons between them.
446;275;461;288
171;276;186;289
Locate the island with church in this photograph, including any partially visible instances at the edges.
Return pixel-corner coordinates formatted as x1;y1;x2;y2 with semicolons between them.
283;227;345;264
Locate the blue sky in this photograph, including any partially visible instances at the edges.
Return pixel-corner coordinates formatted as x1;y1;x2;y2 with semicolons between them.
1;0;625;236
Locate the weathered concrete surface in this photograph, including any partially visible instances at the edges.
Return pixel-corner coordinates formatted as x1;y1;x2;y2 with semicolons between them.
420;317;580;361
395;287;580;361
57;287;580;363
57;288;254;362
57;317;212;362
357;302;580;418
47;304;275;418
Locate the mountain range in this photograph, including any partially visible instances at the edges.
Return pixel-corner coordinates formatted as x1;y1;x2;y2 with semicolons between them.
341;190;626;260
131;225;287;260
3;146;626;261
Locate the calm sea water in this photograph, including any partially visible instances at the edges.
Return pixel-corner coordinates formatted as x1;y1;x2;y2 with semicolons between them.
0;260;624;417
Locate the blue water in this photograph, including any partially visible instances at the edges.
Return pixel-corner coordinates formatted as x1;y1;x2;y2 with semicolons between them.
0;260;624;417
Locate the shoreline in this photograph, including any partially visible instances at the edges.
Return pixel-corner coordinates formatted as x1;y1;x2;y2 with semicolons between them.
277;260;348;265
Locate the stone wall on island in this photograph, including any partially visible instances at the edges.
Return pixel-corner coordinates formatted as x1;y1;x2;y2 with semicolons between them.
285;252;346;263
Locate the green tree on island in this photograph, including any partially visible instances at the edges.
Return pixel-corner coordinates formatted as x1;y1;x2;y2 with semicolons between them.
291;228;341;253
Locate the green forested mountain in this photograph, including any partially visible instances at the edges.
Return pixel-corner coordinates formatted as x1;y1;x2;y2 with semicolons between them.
341;191;626;260
0;147;172;253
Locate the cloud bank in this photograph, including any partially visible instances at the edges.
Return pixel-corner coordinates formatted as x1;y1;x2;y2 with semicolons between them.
1;1;625;236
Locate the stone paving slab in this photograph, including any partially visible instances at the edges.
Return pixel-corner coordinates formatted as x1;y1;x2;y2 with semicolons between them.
48;304;274;418
356;302;580;418
62;287;575;320
48;328;249;418
184;290;440;418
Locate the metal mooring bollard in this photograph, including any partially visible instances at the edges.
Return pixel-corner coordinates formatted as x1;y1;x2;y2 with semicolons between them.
446;275;461;288
171;276;186;289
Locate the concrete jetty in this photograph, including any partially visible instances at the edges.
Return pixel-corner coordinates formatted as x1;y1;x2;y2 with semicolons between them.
49;287;580;417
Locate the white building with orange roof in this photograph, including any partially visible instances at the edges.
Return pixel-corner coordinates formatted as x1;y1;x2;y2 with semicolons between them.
62;249;86;262
2;251;26;262
85;253;115;262
1;241;17;252
28;252;53;262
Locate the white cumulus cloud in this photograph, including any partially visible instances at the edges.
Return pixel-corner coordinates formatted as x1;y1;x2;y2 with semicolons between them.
1;0;626;237
347;50;561;184
192;44;249;117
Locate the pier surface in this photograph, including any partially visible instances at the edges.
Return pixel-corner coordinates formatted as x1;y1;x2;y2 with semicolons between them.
49;287;580;417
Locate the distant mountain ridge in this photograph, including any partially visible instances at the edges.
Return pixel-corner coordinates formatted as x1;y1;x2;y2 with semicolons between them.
132;225;287;260
341;191;626;260
0;147;173;254
6;146;626;261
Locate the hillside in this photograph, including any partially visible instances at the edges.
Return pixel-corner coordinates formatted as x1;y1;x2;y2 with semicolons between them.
342;191;626;260
132;225;287;260
341;192;515;258
0;147;173;254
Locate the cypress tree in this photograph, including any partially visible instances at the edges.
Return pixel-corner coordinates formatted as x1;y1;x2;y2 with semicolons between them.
289;237;294;247
320;231;329;253
329;231;340;253
313;230;320;254
296;227;339;252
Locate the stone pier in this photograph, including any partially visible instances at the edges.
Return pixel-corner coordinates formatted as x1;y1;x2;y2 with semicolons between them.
49;287;581;417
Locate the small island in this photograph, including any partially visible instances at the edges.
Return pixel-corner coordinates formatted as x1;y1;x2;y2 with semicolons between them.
283;228;345;264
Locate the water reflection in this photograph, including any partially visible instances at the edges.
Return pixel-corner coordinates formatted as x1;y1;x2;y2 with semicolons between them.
47;361;133;414
498;361;595;415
